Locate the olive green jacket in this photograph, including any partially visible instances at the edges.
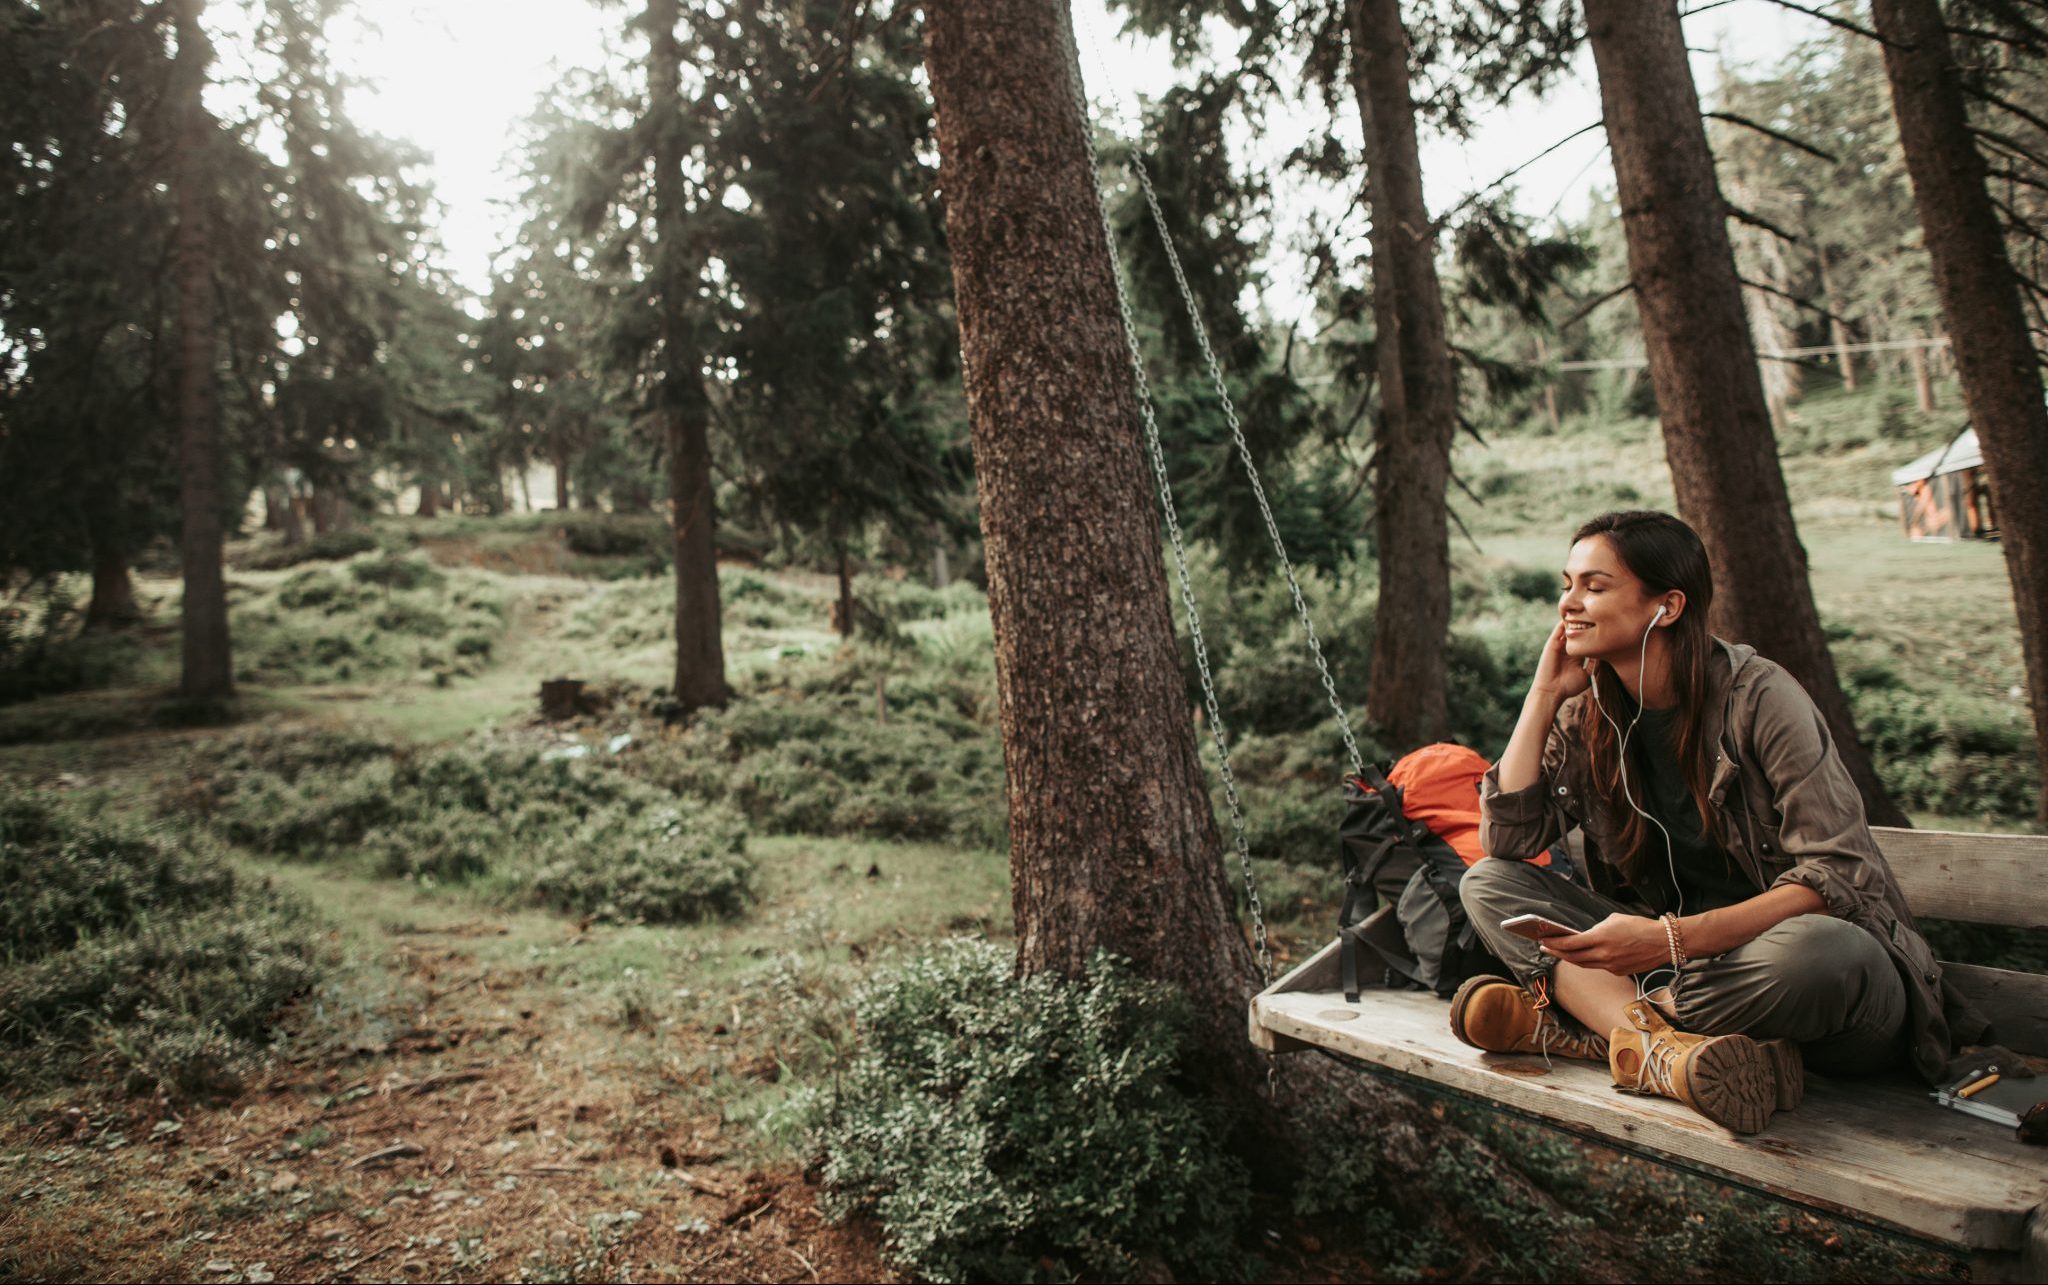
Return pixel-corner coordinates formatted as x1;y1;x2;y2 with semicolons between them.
1478;638;1988;1083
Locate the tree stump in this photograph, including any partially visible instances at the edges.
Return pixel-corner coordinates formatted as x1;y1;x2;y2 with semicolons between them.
539;679;586;722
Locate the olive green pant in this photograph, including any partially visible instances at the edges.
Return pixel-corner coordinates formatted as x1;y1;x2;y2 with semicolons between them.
1459;858;1909;1075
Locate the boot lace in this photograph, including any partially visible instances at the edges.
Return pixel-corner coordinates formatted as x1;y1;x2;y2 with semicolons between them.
1627;1030;1686;1099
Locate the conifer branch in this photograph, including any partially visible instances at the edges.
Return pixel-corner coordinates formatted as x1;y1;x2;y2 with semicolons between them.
1435;120;1606;229
1724;200;1805;247
1754;0;1900;46
1703;111;1839;163
1556;280;1634;331
1963;81;2048;141
1973;124;2048;176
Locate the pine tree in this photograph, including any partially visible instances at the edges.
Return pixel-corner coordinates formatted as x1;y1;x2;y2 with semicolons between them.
1580;0;1906;825
1868;0;2048;825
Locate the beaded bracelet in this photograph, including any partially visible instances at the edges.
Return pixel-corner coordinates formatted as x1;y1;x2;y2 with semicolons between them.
1661;912;1689;971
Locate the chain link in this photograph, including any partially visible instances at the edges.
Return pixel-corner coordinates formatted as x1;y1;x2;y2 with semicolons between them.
1126;160;1367;781
1059;15;1273;991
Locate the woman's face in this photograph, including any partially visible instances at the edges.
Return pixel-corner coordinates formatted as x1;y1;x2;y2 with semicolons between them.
1559;535;1664;662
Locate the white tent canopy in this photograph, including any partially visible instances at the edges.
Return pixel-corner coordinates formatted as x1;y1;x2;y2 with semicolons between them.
1891;428;1982;487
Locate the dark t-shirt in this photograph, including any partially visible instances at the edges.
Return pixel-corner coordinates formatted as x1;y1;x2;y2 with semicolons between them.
1624;707;1757;915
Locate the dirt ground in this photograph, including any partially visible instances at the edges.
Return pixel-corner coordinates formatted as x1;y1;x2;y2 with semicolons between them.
0;919;896;1285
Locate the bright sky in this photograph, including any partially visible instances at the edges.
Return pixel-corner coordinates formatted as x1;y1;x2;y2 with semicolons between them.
326;0;1820;305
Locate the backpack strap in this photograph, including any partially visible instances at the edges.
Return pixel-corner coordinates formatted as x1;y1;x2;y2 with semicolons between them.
1346;903;1428;997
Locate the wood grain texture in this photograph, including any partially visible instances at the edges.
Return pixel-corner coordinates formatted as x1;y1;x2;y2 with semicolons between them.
1252;983;2048;1249
1945;963;2048;1055
1873;827;2048;929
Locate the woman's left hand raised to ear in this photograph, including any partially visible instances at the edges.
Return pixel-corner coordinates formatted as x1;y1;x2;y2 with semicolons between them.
1540;912;1674;975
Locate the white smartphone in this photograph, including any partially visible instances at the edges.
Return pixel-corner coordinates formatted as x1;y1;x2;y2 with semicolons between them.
1500;913;1578;942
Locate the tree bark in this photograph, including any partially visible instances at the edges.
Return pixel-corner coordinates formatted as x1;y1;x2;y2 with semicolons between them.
649;0;732;713
170;0;231;699
835;546;855;640
1911;331;1937;413
1349;0;1455;753
553;449;570;511
417;476;439;518
1582;0;1904;825
920;0;1263;1072
1816;248;1856;393
1870;0;2048;826
85;538;140;631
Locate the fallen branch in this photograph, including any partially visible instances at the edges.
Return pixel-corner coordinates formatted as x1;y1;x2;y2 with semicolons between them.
389;1071;487;1096
345;1143;424;1169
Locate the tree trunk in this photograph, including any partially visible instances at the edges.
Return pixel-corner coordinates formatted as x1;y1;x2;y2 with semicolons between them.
920;0;1263;1076
1535;334;1561;431
1911;331;1937;413
835;546;856;640
1581;0;1904;826
417;476;439;518
1349;0;1454;754
1871;0;2048;826
554;449;570;511
85;538;140;631
1816;248;1856;393
650;0;731;714
170;0;231;700
932;536;951;588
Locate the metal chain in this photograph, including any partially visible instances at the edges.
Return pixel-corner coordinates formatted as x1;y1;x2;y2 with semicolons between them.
1126;159;1367;781
1059;13;1273;991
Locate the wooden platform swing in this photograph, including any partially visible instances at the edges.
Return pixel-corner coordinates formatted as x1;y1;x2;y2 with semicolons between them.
1071;48;2048;1282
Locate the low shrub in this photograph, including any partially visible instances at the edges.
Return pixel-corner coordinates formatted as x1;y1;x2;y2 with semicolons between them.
349;551;445;591
637;655;1007;851
1842;650;2040;821
232;562;507;685
853;574;988;625
814;941;1249;1283
235;529;380;571
557;512;670;560
185;728;755;924
0;788;320;1097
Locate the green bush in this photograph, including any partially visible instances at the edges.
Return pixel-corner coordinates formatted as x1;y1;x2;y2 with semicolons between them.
637;655;1007;851
530;803;752;923
814;941;1249;1283
0;789;320;1097
557;511;670;560
1844;658;2040;821
235;529;380;571
349;551;445;591
186;729;755;924
853;574;988;625
233;562;507;685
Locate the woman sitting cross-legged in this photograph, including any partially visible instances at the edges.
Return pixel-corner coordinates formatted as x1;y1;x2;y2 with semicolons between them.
1451;509;1986;1134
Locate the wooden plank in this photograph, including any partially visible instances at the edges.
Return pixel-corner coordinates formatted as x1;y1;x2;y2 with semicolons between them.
1250;986;2048;1251
1946;963;2048;1056
1872;827;2048;929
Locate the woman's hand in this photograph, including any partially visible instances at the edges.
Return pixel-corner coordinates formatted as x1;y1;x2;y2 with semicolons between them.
1530;620;1592;702
1541;912;1670;976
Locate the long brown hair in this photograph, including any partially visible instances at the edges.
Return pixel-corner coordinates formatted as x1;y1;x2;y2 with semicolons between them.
1572;511;1718;887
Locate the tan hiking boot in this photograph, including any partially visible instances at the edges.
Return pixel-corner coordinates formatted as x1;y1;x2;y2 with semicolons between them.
1761;1038;1805;1112
1608;1000;1782;1134
1449;975;1609;1061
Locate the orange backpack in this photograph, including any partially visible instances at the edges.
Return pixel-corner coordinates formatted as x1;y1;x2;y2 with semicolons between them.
1337;743;1547;999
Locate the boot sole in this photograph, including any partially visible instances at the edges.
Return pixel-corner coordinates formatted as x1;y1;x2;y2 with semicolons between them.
1685;1035;1780;1135
1447;974;1514;1051
1762;1038;1804;1112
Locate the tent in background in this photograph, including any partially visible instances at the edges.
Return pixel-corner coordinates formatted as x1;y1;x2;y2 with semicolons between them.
1890;428;1996;542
